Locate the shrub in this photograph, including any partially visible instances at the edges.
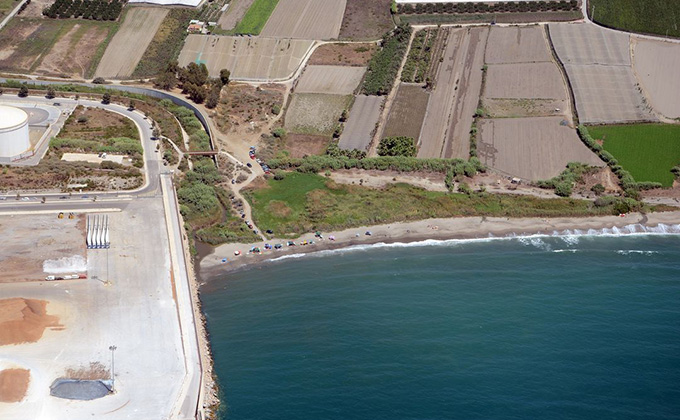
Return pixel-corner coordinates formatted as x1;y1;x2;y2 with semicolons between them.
378;136;417;157
554;181;573;197
272;128;287;138
591;183;605;195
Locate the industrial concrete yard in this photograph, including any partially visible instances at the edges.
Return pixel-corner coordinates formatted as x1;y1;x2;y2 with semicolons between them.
0;214;86;283
0;200;188;420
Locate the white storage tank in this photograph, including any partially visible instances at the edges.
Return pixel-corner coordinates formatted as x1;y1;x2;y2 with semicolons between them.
0;105;30;158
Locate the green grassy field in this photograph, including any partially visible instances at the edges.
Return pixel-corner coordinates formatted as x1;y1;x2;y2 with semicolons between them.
244;172;622;237
588;0;680;38
589;124;680;187
233;0;279;35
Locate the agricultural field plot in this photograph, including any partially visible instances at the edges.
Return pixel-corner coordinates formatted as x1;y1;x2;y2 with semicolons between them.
418;26;488;159
589;124;680;187
284;93;352;136
339;95;383;151
260;0;346;40
307;43;376;66
549;22;630;66
632;38;680;120
588;0;680;39
219;0;256;30
566;65;656;124
95;7;168;78
233;0;279;35
284;134;331;158
549;22;656;124
339;0;393;40
382;83;429;140
178;35;313;80
295;65;365;95
484;63;566;99
477;117;603;181
485;25;552;64
0;19;114;77
0;0;20;20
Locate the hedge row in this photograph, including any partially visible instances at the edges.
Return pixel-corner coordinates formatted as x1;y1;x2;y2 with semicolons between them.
361;23;412;96
397;0;579;15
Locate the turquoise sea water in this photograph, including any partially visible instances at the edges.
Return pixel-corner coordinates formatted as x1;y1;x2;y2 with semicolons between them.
201;233;680;420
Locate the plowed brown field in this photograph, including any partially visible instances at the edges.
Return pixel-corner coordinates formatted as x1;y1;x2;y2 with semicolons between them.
295;65;365;95
485;25;551;64
382;83;429;141
339;95;383;151
484;62;566;99
260;0;346;40
632;37;680;120
478;117;603;181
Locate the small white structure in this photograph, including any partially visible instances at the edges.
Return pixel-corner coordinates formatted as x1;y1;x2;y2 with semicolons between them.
0;105;30;159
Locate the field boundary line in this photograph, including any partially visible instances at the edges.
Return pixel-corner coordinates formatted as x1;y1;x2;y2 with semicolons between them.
545;24;579;125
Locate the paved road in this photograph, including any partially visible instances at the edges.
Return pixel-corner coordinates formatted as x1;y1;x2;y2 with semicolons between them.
0;95;162;195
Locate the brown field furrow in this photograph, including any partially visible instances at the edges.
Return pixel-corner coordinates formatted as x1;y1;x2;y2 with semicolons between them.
382;83;429;141
95;7;168;78
339;95;384;151
295;65;366;95
485;25;552;64
632;37;680;119
484;62;566;99
418;27;488;159
478;117;604;181
549;22;657;124
260;0;346;40
178;35;313;80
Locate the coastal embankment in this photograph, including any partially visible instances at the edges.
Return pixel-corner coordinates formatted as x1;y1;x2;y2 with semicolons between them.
199;211;680;280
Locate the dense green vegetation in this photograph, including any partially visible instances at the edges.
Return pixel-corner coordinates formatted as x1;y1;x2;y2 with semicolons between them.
133;8;197;78
397;0;579;14
43;0;123;20
588;0;680;38
233;0;279;35
401;28;437;83
361;23;412;96
537;162;596;197
269;154;472;174
378;136;417;157
51;137;143;156
587;124;680;187
244;172;631;237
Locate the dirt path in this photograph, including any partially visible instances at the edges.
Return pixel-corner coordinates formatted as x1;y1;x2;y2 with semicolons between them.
368;29;418;156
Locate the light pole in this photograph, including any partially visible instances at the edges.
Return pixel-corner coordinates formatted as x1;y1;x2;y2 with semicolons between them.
109;345;117;392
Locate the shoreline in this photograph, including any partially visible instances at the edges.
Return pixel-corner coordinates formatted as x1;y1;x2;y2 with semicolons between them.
198;211;680;282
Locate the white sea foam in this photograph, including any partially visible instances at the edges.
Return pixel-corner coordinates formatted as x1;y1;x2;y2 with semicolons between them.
264;223;680;264
616;250;659;256
43;255;87;273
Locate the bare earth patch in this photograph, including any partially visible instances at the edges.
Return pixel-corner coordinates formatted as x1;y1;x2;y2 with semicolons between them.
295;65;365;95
308;43;376;66
339;95;383;151
96;7;168;78
214;83;285;134
219;0;255;30
632;37;680;119
0;214;86;283
339;0;393;41
179;35;313;80
0;298;62;346
477;117;604;181
284;134;331;158
0;368;30;403
36;23;110;78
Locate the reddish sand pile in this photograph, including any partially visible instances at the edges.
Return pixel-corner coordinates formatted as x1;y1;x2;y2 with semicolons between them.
0;298;62;346
0;368;30;402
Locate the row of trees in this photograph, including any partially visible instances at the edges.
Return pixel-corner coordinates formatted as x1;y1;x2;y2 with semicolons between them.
154;61;230;108
361;23;412;96
43;0;124;20
398;0;579;14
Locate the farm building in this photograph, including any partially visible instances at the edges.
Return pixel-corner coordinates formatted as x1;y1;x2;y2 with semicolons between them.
0;105;30;160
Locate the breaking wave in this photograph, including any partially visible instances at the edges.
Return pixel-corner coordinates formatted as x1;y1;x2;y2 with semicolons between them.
265;223;680;264
43;255;87;273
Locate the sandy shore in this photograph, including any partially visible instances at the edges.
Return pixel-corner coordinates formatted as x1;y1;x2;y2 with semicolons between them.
198;211;680;281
